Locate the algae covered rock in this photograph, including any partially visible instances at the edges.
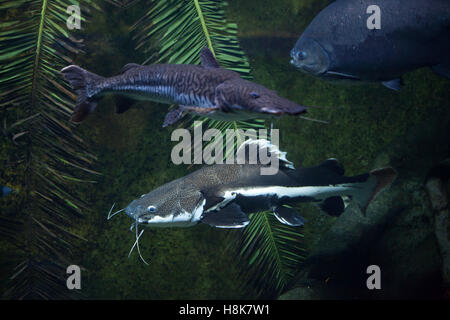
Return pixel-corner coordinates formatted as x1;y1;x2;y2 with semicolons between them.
280;111;450;299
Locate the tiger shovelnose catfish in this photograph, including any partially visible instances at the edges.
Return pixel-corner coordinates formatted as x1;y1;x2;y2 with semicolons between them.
61;47;309;126
111;140;397;231
290;0;450;90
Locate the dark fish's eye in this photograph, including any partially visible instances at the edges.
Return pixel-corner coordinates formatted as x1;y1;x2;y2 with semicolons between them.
250;92;260;98
297;51;307;60
147;205;156;212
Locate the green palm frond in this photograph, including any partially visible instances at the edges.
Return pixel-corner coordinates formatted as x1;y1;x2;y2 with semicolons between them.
133;0;251;77
131;0;306;297
133;0;265;154
238;210;306;296
0;0;98;299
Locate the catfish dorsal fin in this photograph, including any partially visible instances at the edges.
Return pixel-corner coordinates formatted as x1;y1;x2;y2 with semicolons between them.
200;47;220;68
318;158;345;175
236;139;295;170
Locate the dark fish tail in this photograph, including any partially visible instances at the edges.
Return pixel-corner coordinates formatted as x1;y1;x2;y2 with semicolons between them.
293;159;397;216
61;65;104;123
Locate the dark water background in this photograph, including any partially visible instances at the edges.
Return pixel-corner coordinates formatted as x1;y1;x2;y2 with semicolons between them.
1;0;449;299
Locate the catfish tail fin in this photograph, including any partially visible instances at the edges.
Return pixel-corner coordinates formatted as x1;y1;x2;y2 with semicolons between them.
354;167;397;215
61;65;103;123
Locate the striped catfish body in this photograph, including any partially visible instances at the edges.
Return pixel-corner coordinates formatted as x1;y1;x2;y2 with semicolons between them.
61;47;308;124
95;64;240;107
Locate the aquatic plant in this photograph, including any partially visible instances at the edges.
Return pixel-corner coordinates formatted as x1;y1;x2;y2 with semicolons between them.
0;0;99;299
130;0;306;297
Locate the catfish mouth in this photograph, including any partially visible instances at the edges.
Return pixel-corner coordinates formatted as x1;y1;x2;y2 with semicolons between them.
257;95;308;116
125;200;150;223
290;38;330;76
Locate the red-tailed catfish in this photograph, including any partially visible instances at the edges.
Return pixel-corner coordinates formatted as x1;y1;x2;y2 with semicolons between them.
112;140;397;230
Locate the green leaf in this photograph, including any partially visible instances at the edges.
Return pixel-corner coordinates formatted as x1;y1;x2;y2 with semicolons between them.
0;0;98;299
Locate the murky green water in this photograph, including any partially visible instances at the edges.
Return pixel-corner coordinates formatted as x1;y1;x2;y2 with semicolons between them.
1;0;449;299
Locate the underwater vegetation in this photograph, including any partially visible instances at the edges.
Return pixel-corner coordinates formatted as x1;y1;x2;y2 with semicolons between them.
1;0;449;300
0;0;308;299
0;0;100;298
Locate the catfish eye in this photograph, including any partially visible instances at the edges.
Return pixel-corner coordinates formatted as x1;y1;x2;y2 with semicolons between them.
250;92;260;99
147;205;156;212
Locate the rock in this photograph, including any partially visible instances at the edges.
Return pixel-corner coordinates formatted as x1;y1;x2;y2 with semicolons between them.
425;178;448;211
425;160;450;293
280;112;450;300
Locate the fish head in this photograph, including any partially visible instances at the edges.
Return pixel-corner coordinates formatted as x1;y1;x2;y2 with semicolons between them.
290;37;330;75
219;79;308;116
125;181;201;227
125;184;178;224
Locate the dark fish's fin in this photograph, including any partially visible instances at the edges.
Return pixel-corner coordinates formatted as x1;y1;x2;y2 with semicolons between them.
318;158;344;175
200;47;220;68
319;196;345;217
432;64;450;79
163;107;185;127
355;167;397;215
114;96;135;114
382;78;402;91
61;65;103;123
273;206;305;226
120;63;141;74
201;203;250;228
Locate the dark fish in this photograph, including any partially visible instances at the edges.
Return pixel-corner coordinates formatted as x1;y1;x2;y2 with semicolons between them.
120;140;396;229
1;186;13;197
61;47;308;125
290;0;450;90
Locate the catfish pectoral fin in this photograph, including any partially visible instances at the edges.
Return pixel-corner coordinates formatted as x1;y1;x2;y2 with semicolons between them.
163;105;219;127
201;203;250;228
273;206;306;227
163;107;184;127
